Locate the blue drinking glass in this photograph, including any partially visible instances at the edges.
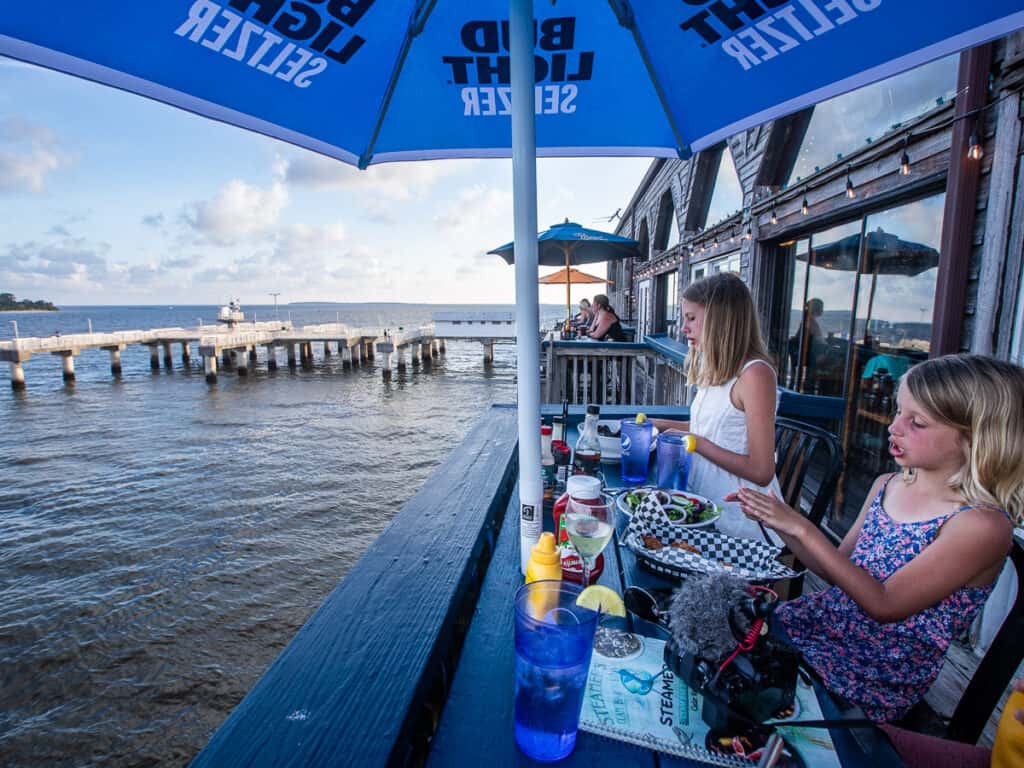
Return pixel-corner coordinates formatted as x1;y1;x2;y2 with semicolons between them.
513;580;599;762
656;433;692;491
619;419;653;484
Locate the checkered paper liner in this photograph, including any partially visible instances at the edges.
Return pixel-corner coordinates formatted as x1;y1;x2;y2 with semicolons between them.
624;492;799;582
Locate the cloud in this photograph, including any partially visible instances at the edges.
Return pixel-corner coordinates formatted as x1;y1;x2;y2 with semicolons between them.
0;116;66;193
142;213;166;228
280;152;477;200
182;179;289;245
273;222;346;261
0;238;109;283
47;225;71;237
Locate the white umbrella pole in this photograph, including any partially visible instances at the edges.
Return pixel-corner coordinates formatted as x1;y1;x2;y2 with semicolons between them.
510;0;542;575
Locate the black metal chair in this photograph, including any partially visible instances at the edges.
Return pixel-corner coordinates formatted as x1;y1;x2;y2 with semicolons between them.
946;536;1024;745
774;417;844;596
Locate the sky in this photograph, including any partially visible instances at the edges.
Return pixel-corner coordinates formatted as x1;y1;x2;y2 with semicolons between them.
0;56;650;307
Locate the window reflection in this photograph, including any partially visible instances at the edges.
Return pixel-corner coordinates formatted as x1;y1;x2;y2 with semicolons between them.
787;56;957;186
705;149;743;229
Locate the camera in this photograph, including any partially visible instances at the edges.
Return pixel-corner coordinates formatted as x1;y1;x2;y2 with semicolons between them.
662;576;800;732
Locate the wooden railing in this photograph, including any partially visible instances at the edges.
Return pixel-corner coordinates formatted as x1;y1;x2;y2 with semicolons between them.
542;334;691;407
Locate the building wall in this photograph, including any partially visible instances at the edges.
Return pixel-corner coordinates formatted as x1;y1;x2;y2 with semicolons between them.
615;34;1024;362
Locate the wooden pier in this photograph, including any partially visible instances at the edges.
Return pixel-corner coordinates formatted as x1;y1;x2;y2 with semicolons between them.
1;312;523;389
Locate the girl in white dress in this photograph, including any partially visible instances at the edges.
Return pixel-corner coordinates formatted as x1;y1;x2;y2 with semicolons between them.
650;272;783;541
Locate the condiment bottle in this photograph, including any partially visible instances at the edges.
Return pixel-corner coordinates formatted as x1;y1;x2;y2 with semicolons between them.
552;475;604;584
573;404;602;477
551;440;571;497
525;532;562;584
541;424;556;515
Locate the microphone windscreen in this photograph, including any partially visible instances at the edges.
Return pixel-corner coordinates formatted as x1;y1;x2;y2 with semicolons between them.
666;572;749;661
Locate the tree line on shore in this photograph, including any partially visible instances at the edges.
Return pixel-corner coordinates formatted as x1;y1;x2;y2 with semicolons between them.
0;292;57;311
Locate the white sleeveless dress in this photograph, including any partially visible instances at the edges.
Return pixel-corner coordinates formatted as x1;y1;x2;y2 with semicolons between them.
688;359;783;543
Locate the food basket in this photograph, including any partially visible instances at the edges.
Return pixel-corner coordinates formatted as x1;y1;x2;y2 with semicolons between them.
624;492;800;582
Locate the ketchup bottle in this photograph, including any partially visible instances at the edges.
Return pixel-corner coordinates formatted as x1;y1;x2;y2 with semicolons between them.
552;475;604;584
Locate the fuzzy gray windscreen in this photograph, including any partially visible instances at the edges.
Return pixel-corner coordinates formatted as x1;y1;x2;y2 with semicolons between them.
666;572;750;660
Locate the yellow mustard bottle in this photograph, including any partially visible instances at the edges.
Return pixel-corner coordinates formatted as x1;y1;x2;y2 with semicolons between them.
991;689;1024;768
525;532;562;584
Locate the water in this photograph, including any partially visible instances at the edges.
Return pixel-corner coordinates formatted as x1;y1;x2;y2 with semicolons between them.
0;303;563;767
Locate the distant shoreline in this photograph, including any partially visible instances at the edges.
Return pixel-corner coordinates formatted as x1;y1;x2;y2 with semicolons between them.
0;308;57;313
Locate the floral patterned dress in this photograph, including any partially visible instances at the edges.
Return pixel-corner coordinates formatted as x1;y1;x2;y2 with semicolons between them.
777;476;1001;722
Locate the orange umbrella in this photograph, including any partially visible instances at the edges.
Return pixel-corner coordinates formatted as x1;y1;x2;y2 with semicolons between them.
537;267;612;321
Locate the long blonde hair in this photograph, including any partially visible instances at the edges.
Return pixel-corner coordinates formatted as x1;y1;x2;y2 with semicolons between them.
903;354;1024;525
682;272;770;386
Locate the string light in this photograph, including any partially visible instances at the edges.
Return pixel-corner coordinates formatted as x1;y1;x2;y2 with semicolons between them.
744;227;752;240
968;131;983;160
899;136;911;175
845;166;856;199
801;195;809;215
770;208;778;225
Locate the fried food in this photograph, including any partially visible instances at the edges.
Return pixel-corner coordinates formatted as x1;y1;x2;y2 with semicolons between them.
641;534;664;550
670;539;701;555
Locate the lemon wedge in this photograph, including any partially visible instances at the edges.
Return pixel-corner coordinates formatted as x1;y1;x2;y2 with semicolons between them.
576;585;626;617
635;413;647;424
682;434;697;453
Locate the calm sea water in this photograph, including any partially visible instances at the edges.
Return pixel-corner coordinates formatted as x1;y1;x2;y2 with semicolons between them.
0;303;563;767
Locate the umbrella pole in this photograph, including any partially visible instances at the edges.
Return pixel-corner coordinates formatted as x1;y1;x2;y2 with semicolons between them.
510;0;542;575
565;248;572;327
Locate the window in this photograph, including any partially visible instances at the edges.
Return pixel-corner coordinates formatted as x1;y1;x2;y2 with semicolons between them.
689;251;741;283
654;269;678;337
654;190;681;252
636;279;652;337
704;149;743;230
769;193;946;536
787;56;957;186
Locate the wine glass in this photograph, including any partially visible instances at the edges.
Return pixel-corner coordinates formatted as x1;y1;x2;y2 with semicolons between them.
565;494;613;586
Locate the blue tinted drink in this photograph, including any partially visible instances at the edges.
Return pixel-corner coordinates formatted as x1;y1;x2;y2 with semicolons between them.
513;581;599;761
656;433;692;491
619;419;653;484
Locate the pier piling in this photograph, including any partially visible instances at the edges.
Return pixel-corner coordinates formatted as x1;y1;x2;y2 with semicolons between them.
105;345;124;376
341;344;352;369
323;341;331;357
204;354;217;384
162;341;173;369
58;352;76;382
483;340;494;366
237;350;249;376
181;342;191;367
248;346;258;364
397;346;407;371
287;343;297;369
266;344;278;371
149;345;161;370
439;339;446;355
9;360;25;390
365;340;375;360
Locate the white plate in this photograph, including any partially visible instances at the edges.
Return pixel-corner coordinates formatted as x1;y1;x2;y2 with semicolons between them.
616;487;721;529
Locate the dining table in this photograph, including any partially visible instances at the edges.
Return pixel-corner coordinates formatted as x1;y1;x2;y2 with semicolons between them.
424;422;905;768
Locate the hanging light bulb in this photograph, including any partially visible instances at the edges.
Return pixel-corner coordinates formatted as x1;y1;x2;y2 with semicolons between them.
845;167;856;199
770;208;778;225
801;196;809;215
968;131;983;160
899;137;911;175
744;227;752;240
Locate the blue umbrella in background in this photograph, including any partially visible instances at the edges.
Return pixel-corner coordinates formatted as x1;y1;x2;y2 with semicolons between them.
490;220;638;323
2;0;1022;573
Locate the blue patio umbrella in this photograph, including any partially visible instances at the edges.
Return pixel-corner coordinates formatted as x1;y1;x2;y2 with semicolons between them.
489;219;638;321
1;1;1022;575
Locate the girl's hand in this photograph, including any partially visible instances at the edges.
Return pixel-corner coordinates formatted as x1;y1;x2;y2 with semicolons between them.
736;488;807;538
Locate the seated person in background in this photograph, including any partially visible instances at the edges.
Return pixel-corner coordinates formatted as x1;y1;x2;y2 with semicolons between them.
878;678;1024;768
734;354;1022;723
571;298;593;330
585;294;627;341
